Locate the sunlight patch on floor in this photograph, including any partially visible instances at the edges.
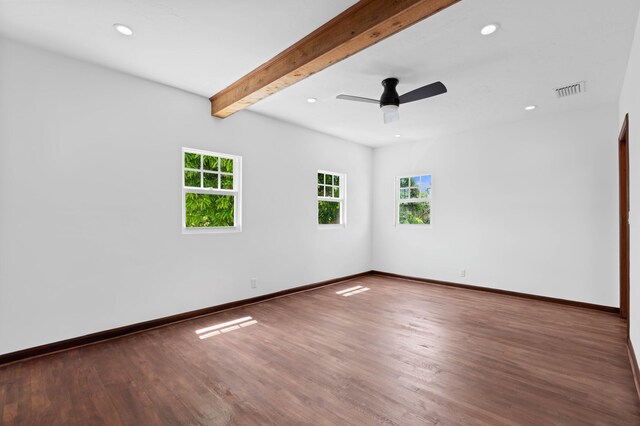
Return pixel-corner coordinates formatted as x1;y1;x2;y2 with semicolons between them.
196;316;257;339
336;285;371;297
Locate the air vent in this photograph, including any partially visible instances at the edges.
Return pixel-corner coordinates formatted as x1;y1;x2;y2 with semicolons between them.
555;81;586;98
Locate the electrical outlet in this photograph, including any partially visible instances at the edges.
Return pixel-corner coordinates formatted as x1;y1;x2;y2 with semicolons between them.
460;269;466;278
250;278;257;289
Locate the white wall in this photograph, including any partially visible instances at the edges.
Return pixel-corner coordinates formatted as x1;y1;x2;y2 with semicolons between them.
372;104;619;306
620;8;640;351
0;39;373;355
0;34;626;356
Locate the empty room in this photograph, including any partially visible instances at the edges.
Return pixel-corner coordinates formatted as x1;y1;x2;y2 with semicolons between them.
2;0;640;424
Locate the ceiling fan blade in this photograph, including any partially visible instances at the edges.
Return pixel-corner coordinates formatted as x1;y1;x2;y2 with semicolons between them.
399;81;447;104
336;94;379;104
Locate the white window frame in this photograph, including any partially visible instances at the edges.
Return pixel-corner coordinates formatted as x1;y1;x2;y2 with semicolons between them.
317;170;347;229
182;147;242;234
395;173;432;227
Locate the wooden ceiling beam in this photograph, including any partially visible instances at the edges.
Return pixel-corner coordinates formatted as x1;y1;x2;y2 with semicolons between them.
210;0;460;118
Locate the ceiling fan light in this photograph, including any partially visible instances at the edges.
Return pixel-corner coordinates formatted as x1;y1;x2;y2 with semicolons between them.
381;105;400;124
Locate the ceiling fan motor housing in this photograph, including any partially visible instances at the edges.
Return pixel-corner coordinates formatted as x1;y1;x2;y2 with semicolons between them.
380;78;400;107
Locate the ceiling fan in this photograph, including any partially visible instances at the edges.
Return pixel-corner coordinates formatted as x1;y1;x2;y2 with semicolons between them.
336;78;447;124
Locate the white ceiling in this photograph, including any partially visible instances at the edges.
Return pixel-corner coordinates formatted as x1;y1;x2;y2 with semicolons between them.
1;0;638;147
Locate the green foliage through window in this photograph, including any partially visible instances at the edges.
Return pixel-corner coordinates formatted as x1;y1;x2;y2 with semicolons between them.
203;173;218;188
318;172;341;200
318;201;340;225
183;151;234;191
185;153;201;169
399;202;430;225
221;175;233;190
221;158;234;173
203;155;219;171
317;171;344;225
184;171;201;187
183;149;239;229
185;193;234;228
398;174;431;225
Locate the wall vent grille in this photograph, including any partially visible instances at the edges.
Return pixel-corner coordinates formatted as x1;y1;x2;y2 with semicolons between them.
555;81;586;98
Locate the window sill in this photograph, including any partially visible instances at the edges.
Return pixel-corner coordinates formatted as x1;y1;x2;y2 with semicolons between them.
318;224;346;230
395;224;432;228
182;226;242;234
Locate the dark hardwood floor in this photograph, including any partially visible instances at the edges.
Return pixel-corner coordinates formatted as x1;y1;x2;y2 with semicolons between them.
1;275;639;425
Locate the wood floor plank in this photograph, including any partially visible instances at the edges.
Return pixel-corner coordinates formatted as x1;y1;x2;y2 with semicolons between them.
1;275;638;425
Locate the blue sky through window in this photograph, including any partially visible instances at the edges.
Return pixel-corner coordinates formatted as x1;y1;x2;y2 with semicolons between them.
402;174;431;199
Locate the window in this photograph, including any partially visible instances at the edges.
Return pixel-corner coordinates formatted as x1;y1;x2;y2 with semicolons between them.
317;170;346;227
397;174;431;225
182;148;241;233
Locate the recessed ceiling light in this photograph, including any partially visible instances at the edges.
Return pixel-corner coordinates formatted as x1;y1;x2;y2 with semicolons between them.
394;134;401;138
114;24;134;36
525;105;537;111
480;24;498;36
306;97;317;103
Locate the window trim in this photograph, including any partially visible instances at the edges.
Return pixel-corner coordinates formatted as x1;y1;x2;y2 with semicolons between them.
395;173;432;227
181;147;242;234
317;169;347;229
